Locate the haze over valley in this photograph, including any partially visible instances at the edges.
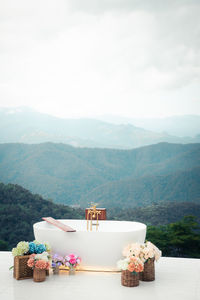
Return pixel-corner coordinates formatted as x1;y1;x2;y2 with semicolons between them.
1;107;200;149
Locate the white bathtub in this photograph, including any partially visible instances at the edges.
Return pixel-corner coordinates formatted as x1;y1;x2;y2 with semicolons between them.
33;219;146;271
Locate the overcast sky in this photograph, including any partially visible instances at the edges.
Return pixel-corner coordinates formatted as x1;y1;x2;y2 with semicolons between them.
0;0;200;118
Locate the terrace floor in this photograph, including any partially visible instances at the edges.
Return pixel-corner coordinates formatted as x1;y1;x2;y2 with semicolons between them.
0;252;199;300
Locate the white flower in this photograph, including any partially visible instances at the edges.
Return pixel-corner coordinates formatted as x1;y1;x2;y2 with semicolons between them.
122;241;161;263
35;252;49;262
154;246;162;261
117;258;129;270
122;243;142;258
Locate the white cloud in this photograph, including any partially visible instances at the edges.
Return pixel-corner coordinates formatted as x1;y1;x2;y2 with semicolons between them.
0;0;200;118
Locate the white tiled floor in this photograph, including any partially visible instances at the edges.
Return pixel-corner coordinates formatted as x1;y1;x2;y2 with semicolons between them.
0;252;200;300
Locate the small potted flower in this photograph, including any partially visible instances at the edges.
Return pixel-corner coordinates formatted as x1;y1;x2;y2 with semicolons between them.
122;241;162;281
52;254;64;274
11;241;32;280
117;256;144;287
64;254;81;275
27;252;51;282
11;240;51;280
139;241;161;281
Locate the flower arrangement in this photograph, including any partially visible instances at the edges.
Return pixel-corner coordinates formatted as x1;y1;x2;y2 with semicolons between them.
122;241;161;263
12;240;51;257
27;252;51;270
117;256;144;274
64;254;81;269
12;241;29;257
52;254;64;268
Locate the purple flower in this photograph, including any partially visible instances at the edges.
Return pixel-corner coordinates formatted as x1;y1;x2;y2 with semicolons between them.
52;253;64;266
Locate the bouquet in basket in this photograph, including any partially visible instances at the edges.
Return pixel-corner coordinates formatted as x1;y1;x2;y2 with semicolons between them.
117;256;144;274
117;256;144;287
27;252;51;270
122;241;161;282
122;241;161;262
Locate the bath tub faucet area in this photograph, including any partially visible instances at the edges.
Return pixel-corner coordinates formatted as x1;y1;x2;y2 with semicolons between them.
86;204;102;231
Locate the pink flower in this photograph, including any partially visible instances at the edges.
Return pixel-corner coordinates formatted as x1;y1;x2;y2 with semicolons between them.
128;256;144;273
27;258;34;268
128;263;135;272
35;260;47;269
64;253;81;267
138;264;144;272
69;258;76;265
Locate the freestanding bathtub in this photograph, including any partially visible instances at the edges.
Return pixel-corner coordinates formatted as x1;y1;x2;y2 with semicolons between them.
33;219;146;271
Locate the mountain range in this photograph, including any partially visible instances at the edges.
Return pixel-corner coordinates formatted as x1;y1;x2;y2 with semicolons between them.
0;142;199;207
97;114;200;137
0;107;200;149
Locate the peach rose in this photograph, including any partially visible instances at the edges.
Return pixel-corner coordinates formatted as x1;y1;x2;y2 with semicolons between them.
35;260;47;269
128;263;135;272
27;258;34;268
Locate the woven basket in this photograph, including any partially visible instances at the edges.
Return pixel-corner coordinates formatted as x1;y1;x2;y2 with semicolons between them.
13;255;33;280
121;270;139;287
139;258;155;281
33;268;46;282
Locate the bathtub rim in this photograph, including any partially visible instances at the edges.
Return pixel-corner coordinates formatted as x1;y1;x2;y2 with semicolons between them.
33;219;147;233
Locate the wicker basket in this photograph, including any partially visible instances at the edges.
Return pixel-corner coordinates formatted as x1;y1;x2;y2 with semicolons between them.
13;255;33;280
33;268;46;282
121;270;139;287
139;258;155;281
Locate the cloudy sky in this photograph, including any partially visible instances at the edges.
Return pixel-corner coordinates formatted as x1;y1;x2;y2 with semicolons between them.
0;0;200;118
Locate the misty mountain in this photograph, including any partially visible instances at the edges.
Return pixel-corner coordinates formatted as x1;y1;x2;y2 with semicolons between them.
0;142;199;207
0;107;199;149
97;114;200;138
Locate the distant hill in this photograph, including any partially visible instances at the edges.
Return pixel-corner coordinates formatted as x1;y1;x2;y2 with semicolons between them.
82;167;200;208
0;142;199;207
0;107;199;149
108;202;200;225
0;182;200;251
97;114;200;138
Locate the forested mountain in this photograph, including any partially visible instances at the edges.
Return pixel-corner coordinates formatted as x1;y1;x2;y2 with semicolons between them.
83;167;200;208
0;182;200;255
0;142;199;207
108;202;200;225
0;107;199;149
0;183;83;250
